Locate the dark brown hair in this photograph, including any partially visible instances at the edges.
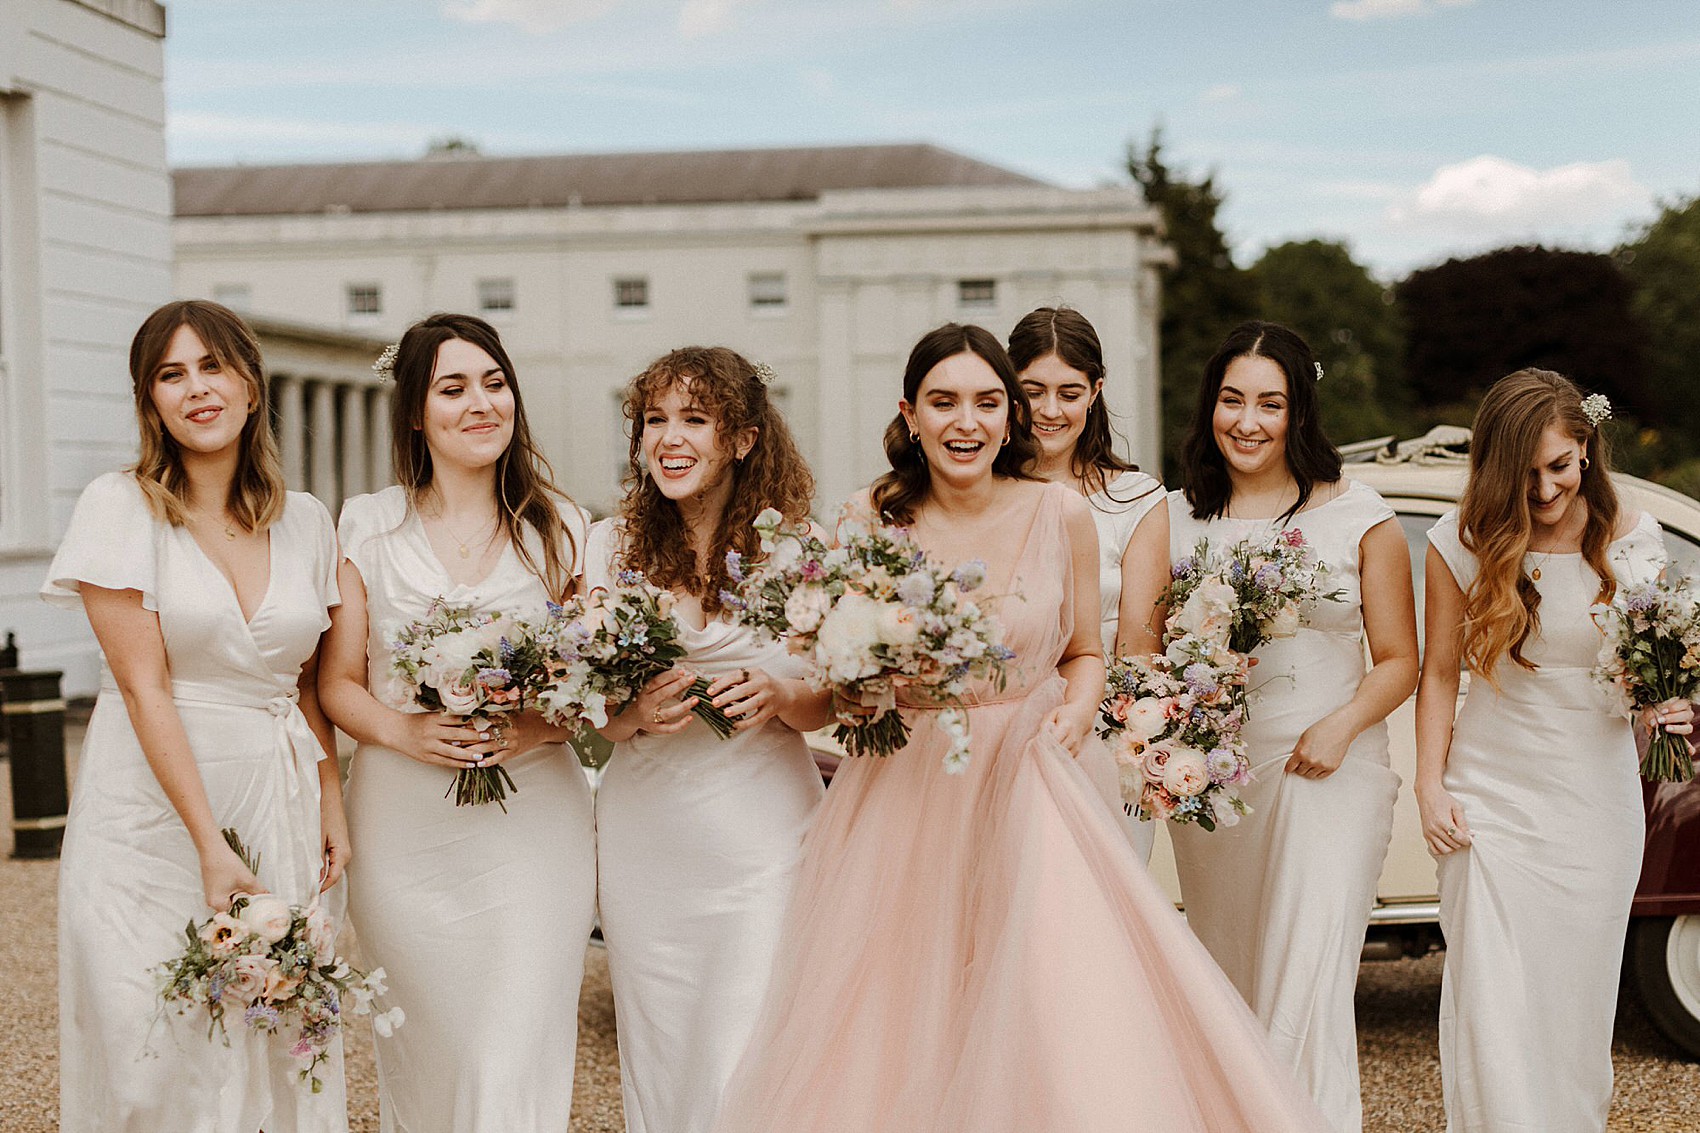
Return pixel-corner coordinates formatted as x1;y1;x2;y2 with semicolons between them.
617;346;814;613
1179;320;1341;522
388;312;579;601
1007;305;1144;497
129;299;286;531
1458;368;1620;677
871;323;1041;525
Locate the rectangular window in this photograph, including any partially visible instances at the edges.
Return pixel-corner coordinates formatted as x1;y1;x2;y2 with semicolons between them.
957;278;996;310
748;271;788;310
478;277;515;314
613;277;649;310
212;283;251;311
346;283;382;317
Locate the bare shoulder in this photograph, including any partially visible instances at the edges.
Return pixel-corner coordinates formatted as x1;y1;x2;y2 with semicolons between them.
1613;507;1650;542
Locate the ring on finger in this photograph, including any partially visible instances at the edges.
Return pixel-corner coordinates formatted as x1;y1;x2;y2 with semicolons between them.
652;708;665;725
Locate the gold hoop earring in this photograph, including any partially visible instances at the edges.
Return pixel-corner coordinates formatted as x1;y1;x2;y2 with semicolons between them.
1580;456;1590;471
909;432;920;444
1000;434;1010;447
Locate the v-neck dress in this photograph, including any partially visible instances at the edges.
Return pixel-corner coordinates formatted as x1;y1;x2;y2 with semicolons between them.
583;517;825;1133
711;482;1328;1133
338;485;597;1133
43;470;345;1133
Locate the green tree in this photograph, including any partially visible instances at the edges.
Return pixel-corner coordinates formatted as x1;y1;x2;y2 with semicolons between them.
1618;194;1700;424
1248;239;1409;445
1128;126;1257;476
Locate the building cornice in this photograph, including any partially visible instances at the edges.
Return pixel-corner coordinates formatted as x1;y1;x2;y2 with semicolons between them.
67;0;167;38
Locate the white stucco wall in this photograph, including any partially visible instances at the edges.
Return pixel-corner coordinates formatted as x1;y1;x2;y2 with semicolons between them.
0;0;171;694
175;183;1169;517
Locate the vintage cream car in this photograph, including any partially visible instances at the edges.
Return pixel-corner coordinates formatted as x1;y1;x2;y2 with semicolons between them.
1137;427;1700;1057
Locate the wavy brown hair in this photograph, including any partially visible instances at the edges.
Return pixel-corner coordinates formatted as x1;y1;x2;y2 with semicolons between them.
128;300;286;531
617;347;814;612
389;313;579;601
1458;368;1620;678
871;323;1041;525
1007;306;1150;502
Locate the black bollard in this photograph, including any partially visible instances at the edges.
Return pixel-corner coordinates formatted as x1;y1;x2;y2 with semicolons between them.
2;669;69;858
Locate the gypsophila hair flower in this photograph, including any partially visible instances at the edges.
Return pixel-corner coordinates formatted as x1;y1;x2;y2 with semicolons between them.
752;361;777;386
1313;361;1325;382
1581;393;1612;427
372;343;400;383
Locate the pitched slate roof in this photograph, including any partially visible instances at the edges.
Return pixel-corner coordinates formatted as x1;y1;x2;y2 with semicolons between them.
173;143;1047;217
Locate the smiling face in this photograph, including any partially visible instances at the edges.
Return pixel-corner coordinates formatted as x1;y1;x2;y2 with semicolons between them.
640;379;755;504
1526;421;1586;533
1019;352;1099;466
1211;354;1290;480
148;323;253;457
901;351;1010;488
420;337;515;473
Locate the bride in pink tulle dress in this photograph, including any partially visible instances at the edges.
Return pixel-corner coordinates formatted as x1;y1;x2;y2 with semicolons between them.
710;324;1328;1133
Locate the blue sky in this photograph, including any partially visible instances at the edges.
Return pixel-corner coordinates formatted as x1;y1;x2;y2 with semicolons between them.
164;0;1700;275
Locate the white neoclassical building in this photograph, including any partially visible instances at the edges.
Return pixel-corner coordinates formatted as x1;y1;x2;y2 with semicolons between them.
173;144;1171;513
1;0;170;692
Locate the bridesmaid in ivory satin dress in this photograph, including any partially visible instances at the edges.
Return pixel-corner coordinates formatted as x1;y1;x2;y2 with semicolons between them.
711;323;1329;1133
1166;322;1416;1133
1010;305;1168;859
1416;370;1694;1133
43;300;349;1132
588;347;828;1133
318;314;596;1131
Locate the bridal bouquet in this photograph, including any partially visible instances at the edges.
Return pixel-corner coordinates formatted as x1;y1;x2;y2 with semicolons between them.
723;505;1014;771
389;598;553;808
1592;576;1700;782
532;573;734;739
154;830;402;1093
1166;528;1343;656
1100;635;1251;830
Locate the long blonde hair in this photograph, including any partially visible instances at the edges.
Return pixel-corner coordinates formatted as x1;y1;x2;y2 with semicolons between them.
128;300;286;531
1458;368;1619;677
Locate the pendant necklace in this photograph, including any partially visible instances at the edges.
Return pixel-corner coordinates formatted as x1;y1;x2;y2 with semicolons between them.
1528;548;1550;582
434;511;492;559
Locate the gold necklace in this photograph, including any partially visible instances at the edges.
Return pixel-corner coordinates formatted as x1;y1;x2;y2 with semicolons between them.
193;508;238;540
431;510;494;559
1528;549;1550;582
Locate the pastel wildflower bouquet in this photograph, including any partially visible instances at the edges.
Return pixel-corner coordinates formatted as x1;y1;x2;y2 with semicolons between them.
1592;576;1700;782
533;572;734;739
154;830;402;1093
722;505;1014;771
1100;635;1252;830
1165;528;1343;656
389;598;554;808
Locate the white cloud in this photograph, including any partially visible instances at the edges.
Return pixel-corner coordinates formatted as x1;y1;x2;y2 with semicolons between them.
1330;0;1474;21
1394;155;1646;228
678;0;752;37
442;0;617;35
1201;83;1240;103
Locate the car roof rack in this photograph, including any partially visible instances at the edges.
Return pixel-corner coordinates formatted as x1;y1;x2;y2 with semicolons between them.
1340;425;1472;466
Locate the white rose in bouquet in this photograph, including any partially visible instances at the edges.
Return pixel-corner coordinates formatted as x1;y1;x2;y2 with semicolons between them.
876;601;921;647
817;593;885;683
784;584;831;635
1267;602;1303;639
1125;697;1169;742
237;894;294;945
1172;579;1236;643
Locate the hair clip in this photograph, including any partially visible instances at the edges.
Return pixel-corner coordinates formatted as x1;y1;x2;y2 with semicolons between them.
1581;393;1612;427
372;343;400;384
752;361;777;386
1313;361;1325;383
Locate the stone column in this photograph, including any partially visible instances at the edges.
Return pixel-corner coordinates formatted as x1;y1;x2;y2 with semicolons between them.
309;380;338;508
274;374;306;491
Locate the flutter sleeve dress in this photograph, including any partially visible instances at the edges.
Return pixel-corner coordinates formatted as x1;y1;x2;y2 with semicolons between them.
43;471;346;1133
1427;508;1665;1133
709;481;1329;1133
584;518;824;1133
1165;478;1403;1133
338;485;598;1132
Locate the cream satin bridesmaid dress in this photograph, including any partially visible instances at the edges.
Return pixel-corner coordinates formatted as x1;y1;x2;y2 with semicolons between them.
584;518;824;1133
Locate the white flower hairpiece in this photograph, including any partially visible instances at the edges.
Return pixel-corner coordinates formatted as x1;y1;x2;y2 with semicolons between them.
752;361;777;386
1581;393;1612;428
372;343;400;383
1313;361;1325;383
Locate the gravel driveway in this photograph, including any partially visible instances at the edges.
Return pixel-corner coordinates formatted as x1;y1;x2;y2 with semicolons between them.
5;762;1699;1130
